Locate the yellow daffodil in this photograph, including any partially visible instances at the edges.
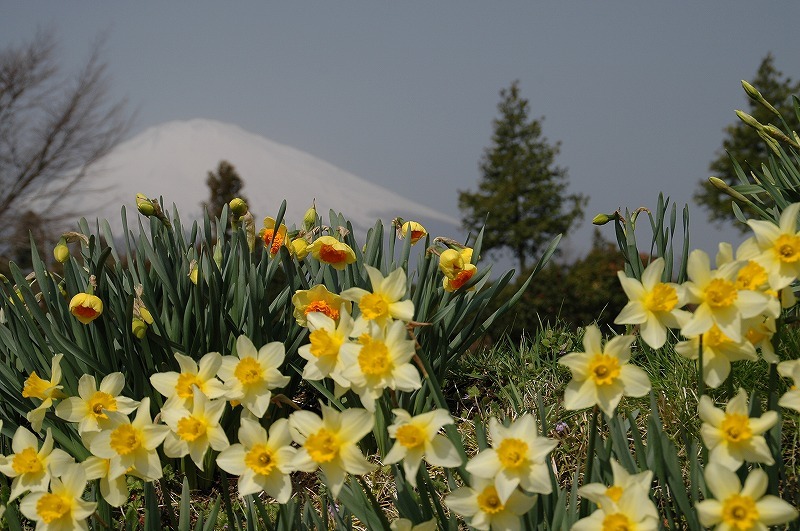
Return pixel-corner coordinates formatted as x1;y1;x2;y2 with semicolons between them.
384;408;462;487
82;456;128;507
88;398;170;482
438;248;473;279
696;464;798;529
390;518;437;531
741;202;800;290
298;307;354;391
291;284;351;326
559;325;651;417
289;237;309;259
53;239;69;263
675;325;758;388
0;427;73;501
444;477;536;531
22;354;67;433
572;486;659;531
699;389;777;470
339;321;422;411
289;404;376;498
400;221;427;245
162;388;229;470
743;314;777;363
68;293;103;324
216;417;297;503
577;459;658;521
19;462;96;531
716;242;781;318
466;414;558;502
55;373;140;435
260;217;288;256
309;236;357;270
217;336;290;419
681;249;772;343
614;258;691;349
442;264;478;292
150;351;227;409
341;265;415;332
778;359;800;413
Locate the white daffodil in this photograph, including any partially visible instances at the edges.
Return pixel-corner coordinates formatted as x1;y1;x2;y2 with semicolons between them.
150;351;227;409
578;459;658;521
466;414;557;502
55;372;139;435
339;321;422;412
289;404;376;498
696;464;797;529
341;265;414;334
614;258;691;348
88;398;170;482
778;359;800;413
573;485;658;531
384;408;462;487
216;417;297;503
717;242;781;318
743;314;778;363
82;456;129;507
0;427;73;501
681;249;772;343
161;388;229;470
19;462;96;531
444;477;536;531
218;336;291;419
742;202;800;290
298;307;353;390
558;325;651;417
699;389;777;470
675;325;758;388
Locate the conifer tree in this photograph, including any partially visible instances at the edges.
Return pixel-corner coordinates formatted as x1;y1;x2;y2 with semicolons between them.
203;160;247;221
459;81;586;271
695;54;800;228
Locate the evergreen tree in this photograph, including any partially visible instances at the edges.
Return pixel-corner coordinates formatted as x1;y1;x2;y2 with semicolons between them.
203;160;247;221
695;54;800;228
459;81;586;271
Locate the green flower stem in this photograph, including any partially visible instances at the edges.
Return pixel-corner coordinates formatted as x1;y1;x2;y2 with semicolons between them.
697;334;705;399
580;405;599;517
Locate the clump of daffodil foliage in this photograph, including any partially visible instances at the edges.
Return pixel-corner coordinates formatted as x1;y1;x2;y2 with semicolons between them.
0;82;799;531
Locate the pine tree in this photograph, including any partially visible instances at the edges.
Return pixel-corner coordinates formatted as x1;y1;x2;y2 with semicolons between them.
459;81;586;271
695;54;800;228
203;160;247;221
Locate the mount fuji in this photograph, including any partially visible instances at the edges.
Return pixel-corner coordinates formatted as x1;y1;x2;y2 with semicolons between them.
67;119;461;241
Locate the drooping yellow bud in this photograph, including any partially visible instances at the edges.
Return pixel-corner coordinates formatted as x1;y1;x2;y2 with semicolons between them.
401;221;427;245
132;318;147;339
136;193;155;216
53;239;69;263
592;213;612;225
290;238;309;259
69;293;103;324
229;197;248;217
303;202;317;230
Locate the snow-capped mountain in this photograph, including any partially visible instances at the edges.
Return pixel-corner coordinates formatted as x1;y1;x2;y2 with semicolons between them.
68;119;460;240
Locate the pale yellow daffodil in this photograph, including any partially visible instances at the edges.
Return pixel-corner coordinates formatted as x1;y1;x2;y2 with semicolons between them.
0;427;73;501
82;456;129;507
675;325;757;388
778;359;800;413
742;202;800;290
161;388;230;470
55;372;139;435
19;462;96;531
298;307;354;390
341;265;415;333
150;351;228;409
577;459;658;521
572;486;658;531
444;477;536;531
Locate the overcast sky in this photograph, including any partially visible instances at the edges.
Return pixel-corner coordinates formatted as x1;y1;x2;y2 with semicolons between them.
3;2;800;264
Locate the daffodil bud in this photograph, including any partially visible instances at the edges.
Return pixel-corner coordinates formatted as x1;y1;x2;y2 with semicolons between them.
741;80;780;116
229;197;248;217
401;221;427;245
213;244;223;268
289;237;309;259
303;202;317;230
53;238;69;263
188;260;199;285
136;193;155;216
132;318;147;339
708;177;751;204
69;293;103;324
139;307;154;325
592;213;612;226
735;110;763;130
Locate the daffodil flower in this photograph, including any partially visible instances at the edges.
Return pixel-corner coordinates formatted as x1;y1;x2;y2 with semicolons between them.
69;293;103;324
150;351;227;409
390;518;437;531
444;477;536;531
716;242;781;318
260;217;288;256
438;248;473;279
55;372;139;435
339;321;422;411
82;456;129;507
298;308;353;390
162;388;230;470
400;221;427;245
572;486;659;531
309;236;357;270
341;265;414;333
19;462;96;531
88;398;170;481
614;257;691;349
741;202;800;290
675;325;758;388
22;354;67;433
558;325;651;417
743;314;777;363
0;427;73;501
218;336;290;419
466;414;558;502
696;464;798;529
216;417;297;502
681;249;772;343
699;389;777;470
778;359;800;413
578;459;658;521
384;408;462;487
289;404;376;498
291;284;351;326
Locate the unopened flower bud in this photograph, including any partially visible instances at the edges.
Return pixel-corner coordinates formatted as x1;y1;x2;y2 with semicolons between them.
709;177;751;204
735;110;763;130
188;260;199;285
53;239;69;263
132;318;147;339
229;197;248;217
741;80;780;116
289;238;309;260
303;202;317;230
592;213;612;226
136;193;155;216
401;221;427;245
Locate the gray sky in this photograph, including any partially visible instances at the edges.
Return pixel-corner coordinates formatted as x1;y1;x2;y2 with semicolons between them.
3;2;800;264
